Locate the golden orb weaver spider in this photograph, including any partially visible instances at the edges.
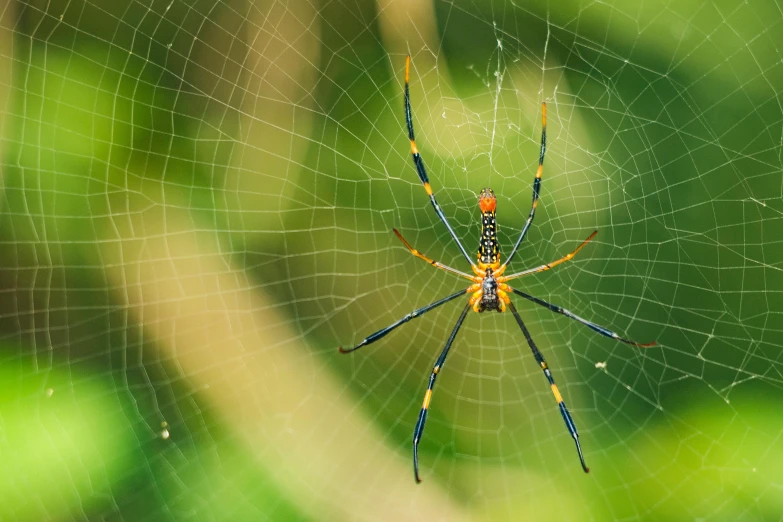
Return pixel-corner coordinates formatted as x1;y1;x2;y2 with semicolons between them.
339;56;656;483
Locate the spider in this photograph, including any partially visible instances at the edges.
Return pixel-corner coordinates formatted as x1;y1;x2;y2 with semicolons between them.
340;56;655;483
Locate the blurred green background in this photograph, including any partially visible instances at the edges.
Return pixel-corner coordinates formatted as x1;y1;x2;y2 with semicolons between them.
1;0;782;520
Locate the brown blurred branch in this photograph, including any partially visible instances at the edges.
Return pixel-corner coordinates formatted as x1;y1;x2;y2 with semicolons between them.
102;198;471;521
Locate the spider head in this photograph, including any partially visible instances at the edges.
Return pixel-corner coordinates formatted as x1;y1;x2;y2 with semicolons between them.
478;188;496;213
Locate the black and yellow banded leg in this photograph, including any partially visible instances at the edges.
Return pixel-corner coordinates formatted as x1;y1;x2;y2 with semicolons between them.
503;102;547;270
339;289;469;354
413;302;472;483
509;288;656;347
404;56;476;268
507;301;589;473
500;230;597;282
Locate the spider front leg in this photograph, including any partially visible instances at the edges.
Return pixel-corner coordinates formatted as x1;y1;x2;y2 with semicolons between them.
413;302;472;483
501;102;547;270
404;56;476;269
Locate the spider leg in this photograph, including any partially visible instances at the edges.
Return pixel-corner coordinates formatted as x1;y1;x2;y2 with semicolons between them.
499;231;597;282
501;102;547;270
507;301;589;473
405;56;476;269
509;287;656;347
393;229;477;281
413;301;471;483
339;288;475;354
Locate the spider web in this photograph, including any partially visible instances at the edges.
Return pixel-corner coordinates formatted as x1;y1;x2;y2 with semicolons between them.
1;0;782;520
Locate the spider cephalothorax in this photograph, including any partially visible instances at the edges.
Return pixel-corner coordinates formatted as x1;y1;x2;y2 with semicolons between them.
339;55;655;484
477;267;500;312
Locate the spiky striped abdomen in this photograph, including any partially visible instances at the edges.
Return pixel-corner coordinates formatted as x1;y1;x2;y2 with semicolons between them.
478;211;499;265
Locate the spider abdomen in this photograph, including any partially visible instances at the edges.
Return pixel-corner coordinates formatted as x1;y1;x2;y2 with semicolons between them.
478;188;500;266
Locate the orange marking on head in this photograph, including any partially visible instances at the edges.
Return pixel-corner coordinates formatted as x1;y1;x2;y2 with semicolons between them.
405;55;411;83
541;102;547;126
478;188;496;212
479;196;496;212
